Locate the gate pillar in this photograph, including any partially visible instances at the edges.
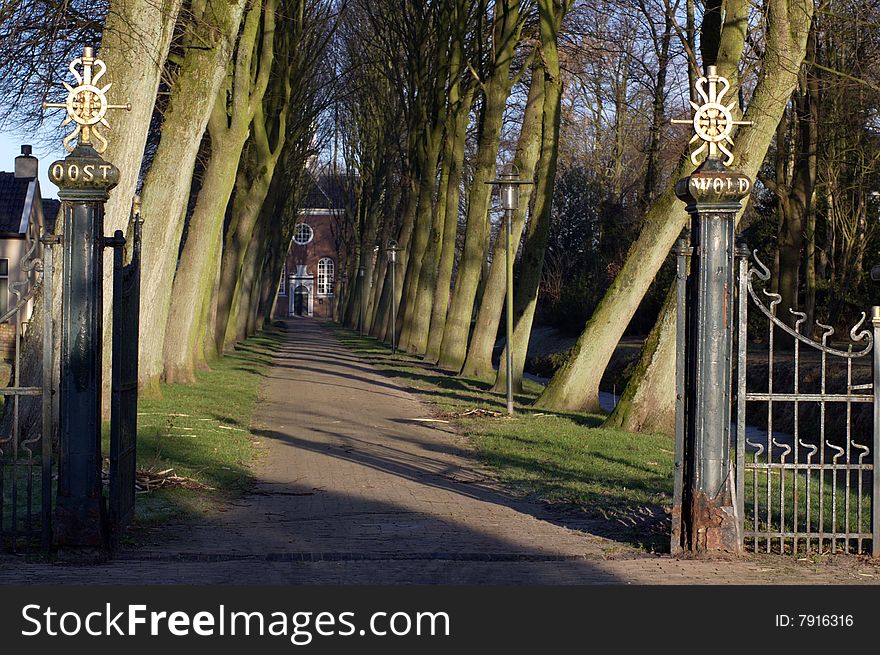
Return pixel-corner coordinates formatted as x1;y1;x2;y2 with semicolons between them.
44;46;130;548
50;145;119;546
671;66;751;553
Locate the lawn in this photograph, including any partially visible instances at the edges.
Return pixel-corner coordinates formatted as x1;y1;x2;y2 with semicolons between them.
742;460;875;555
330;326;675;551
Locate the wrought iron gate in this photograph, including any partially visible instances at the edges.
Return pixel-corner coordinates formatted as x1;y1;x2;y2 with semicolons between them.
0;223;56;552
107;209;142;543
734;248;879;556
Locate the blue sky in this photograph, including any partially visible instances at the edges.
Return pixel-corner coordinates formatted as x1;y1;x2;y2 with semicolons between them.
0;126;64;199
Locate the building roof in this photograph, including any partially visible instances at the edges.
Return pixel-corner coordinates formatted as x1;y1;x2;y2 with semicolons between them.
302;172;352;211
0;173;34;235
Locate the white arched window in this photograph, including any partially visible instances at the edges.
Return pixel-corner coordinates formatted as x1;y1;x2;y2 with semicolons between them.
293;222;314;245
317;257;334;296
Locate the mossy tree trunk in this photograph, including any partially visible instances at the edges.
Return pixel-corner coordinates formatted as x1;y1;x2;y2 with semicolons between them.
461;61;543;381
402;3;472;355
161;0;277;383
423;83;475;363
98;0;182;403
436;0;525;372
535;0;755;412
595;0;816;429
134;0;247;392
494;0;570;394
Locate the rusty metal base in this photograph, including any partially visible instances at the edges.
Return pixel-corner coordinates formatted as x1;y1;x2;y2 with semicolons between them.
53;495;107;548
687;487;742;554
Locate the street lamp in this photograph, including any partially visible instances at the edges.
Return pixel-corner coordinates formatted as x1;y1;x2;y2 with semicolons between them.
386;239;402;353
358;265;365;335
871;192;880;282
487;163;532;415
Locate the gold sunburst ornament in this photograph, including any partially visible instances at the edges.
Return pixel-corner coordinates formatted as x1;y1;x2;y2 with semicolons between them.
42;46;131;154
672;65;752;166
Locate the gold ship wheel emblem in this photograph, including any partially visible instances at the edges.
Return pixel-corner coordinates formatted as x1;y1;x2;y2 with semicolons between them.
672;65;751;166
42;46;130;154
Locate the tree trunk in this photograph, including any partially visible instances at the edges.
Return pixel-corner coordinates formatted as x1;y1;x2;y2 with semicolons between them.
493;0;568;394
423;85;475;363
461;64;544;381
604;284;676;432
375;179;418;342
135;0;247;392
98;0;182;403
162;122;240;382
597;0;816;428
404;131;451;355
163;0;276;381
643;10;673;205
437;0;523;371
398;126;443;352
535;0;775;413
219;108;288;350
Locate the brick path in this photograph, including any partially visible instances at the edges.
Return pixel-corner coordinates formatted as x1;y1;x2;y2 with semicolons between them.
2;318;879;584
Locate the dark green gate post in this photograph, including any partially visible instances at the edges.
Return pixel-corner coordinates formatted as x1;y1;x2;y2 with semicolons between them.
43;46;130;548
50;144;119;546
671;65;751;554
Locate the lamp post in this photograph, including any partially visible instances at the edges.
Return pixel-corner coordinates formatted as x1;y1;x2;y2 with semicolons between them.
358;265;365;335
871;192;880;283
387;240;401;353
487;163;532;415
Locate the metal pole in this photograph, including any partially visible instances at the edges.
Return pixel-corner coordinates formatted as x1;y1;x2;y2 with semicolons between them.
872;305;880;557
358;267;365;336
669;64;753;554
40;236;56;552
391;260;397;354
735;241;749;546
676;156;750;554
671;238;689;555
505;208;514;415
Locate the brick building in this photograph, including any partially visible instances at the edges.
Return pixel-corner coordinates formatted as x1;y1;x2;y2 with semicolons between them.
275;173;346;319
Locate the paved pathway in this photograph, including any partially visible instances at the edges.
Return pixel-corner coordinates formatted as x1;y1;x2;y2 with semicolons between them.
2;319;879;584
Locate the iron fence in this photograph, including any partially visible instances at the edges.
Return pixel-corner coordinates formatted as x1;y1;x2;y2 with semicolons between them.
0;223;55;552
735;249;879;556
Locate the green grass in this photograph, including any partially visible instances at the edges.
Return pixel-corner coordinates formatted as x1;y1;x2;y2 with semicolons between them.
103;330;282;529
331;326;675;551
0;330;281;555
742;459;874;554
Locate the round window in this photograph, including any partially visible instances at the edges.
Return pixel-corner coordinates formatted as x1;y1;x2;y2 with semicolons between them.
293;223;314;245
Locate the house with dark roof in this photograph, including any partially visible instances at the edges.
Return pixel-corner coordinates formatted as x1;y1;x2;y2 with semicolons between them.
274;172;350;319
0;146;58;325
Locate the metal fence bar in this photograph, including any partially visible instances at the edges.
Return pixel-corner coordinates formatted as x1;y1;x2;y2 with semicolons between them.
11;301;20;551
41;239;54;551
873;306;880;557
745;463;873;471
766;293;776;553
819;327;828;552
736;245;748;542
846;351;853;551
745;530;873;539
792;318;799;552
671;238;689;554
744;393;872;402
109;208;141;545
